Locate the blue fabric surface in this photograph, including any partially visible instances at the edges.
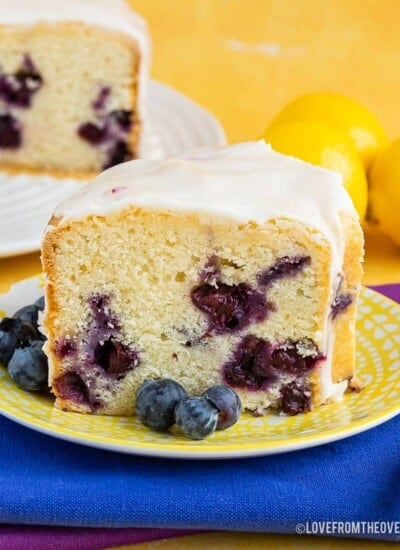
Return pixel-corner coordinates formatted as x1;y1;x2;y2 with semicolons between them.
0;413;399;539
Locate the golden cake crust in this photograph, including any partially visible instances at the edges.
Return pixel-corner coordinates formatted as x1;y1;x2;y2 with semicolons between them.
330;212;364;384
312;211;364;406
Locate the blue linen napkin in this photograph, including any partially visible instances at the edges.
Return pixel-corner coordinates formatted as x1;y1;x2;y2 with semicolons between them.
0;285;399;539
0;414;399;538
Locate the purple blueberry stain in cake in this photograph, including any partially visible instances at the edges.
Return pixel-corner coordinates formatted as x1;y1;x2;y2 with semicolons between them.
223;335;321;390
280;380;312;415
84;294;140;379
331;293;353;319
0;55;43;150
93;339;139;378
269;338;322;375
0;113;22;149
88;294;120;337
109;109;133;132
92;86;111;111
78;121;107;145
53;371;100;410
191;281;272;335
52;295;140;406
200;256;221;284
55;338;78;360
258;255;311;287
21;54;36;73
103;140;132;170
77;87;134;169
0;54;43;108
223;335;277;390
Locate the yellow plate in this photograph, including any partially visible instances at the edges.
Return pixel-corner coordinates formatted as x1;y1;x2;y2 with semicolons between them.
0;279;399;459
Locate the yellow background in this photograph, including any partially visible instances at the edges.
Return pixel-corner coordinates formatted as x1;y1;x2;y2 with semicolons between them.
0;2;399;548
133;0;400;142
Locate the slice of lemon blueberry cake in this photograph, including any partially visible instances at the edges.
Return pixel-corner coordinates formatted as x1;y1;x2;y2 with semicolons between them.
42;141;364;416
0;0;149;176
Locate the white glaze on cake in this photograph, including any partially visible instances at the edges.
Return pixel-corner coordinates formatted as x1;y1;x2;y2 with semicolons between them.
0;0;150;117
50;141;359;403
52;141;355;249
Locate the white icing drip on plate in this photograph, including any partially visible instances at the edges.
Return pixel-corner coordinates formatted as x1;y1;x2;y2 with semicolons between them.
320;331;349;403
50;141;359;403
0;0;150;119
319;275;350;403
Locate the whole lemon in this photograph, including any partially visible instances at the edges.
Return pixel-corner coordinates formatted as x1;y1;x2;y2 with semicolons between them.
369;138;400;246
269;93;388;170
264;120;368;220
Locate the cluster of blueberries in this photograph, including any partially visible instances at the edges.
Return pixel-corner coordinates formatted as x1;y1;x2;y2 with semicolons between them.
0;297;49;391
136;379;242;440
0;298;243;440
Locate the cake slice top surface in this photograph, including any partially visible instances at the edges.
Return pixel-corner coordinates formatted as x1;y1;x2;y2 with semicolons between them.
50;142;359;276
52;140;356;227
0;0;147;43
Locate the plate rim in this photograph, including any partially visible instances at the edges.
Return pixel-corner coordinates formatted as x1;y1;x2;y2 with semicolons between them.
0;80;226;259
0;284;399;459
0;394;399;459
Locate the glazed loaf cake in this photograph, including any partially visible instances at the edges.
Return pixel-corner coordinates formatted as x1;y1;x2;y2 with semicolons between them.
0;0;149;176
42;142;364;416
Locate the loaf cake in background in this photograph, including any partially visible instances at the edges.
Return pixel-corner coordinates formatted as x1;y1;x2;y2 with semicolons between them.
0;0;149;176
42;141;364;416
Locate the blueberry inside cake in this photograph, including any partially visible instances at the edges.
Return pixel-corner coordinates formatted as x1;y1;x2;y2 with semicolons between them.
0;0;149;176
42;141;364;416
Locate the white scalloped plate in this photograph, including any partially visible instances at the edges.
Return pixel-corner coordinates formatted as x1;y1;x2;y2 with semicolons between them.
0;81;226;258
0;279;399;459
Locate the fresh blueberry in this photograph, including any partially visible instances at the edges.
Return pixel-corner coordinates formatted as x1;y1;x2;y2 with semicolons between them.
175;397;218;440
202;385;242;430
0;318;37;366
136;379;188;431
7;340;48;391
35;296;45;311
13;304;40;330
